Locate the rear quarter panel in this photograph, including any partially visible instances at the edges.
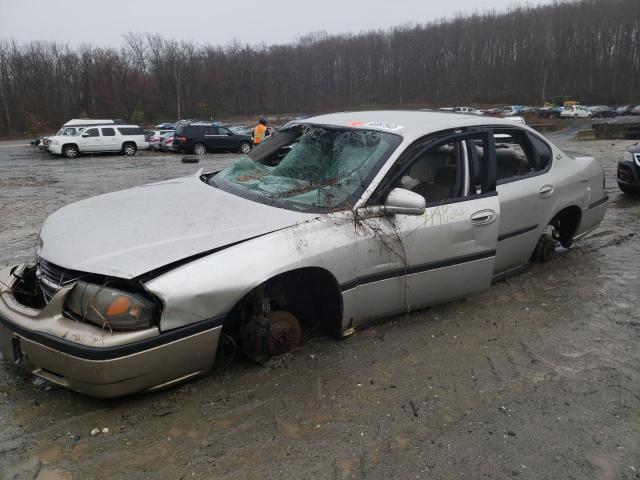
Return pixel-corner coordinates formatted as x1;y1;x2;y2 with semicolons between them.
545;142;607;235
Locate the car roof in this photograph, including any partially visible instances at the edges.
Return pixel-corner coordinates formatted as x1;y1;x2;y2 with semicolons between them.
85;124;140;129
63;119;124;126
299;110;523;141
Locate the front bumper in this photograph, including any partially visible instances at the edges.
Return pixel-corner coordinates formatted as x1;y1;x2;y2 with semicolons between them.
0;266;222;397
617;160;640;187
48;143;62;155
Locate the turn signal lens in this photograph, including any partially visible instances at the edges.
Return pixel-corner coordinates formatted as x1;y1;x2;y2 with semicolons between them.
106;296;131;317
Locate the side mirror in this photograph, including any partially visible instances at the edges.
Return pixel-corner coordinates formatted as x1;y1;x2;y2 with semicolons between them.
384;188;426;216
81;133;90;137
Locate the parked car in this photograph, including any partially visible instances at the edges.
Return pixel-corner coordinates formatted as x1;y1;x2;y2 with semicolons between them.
538;106;562;119
173;123;252;155
31;135;54;150
148;130;175;151
156;123;176;129
160;132;178;152
588;105;617;118
482;108;502;116
520;106;540;115
453;106;484;115
616;105;633;116
501;106;524;117
560;105;592;119
505;116;526;125
47;124;149;158
617;143;640;194
631;105;640;116
228;125;253;136
0;111;608;397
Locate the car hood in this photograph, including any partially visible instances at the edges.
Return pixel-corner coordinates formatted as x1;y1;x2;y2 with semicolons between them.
38;174;317;278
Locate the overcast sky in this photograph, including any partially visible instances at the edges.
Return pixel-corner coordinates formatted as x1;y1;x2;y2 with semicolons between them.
0;0;552;47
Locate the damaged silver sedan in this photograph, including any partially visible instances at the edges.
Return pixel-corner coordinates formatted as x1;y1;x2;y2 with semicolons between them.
0;111;608;397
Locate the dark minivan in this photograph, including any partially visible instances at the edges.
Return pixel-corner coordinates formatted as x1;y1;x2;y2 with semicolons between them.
174;123;252;155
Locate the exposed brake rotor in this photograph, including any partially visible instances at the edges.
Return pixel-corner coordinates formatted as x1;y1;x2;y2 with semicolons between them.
266;310;302;356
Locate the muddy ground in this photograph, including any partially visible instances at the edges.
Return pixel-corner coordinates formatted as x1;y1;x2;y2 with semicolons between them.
0;137;639;480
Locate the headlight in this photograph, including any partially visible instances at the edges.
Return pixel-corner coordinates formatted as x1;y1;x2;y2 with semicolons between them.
64;281;158;331
623;151;633;162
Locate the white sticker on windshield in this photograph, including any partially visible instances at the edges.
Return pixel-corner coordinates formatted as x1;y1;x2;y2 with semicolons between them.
365;122;403;131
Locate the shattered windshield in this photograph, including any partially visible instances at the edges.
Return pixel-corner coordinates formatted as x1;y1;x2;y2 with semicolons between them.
210;125;401;212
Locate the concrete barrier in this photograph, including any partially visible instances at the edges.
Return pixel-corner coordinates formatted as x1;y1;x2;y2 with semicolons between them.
575;129;596;140
593;120;640;140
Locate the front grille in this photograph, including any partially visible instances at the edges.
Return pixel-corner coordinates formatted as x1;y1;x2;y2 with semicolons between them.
36;258;84;302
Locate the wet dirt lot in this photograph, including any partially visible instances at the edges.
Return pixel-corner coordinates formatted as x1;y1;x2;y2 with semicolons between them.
0;138;639;480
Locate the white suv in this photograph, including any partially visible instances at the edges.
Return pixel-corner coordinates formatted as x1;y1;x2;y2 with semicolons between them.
48;124;149;158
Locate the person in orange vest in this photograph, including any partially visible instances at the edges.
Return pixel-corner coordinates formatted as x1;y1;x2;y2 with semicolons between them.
252;118;268;146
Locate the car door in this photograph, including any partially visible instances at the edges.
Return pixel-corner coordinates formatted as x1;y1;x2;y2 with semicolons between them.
345;130;500;324
80;127;101;151
100;127;119;151
204;127;224;151
493;128;554;275
217;127;236;150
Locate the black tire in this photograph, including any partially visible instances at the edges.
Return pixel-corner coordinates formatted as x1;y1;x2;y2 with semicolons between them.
122;142;137;156
619;183;640;195
62;145;79;159
193;143;207;155
239;142;252;154
531;233;556;263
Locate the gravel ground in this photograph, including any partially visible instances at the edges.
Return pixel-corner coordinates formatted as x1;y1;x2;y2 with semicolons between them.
0;137;639;480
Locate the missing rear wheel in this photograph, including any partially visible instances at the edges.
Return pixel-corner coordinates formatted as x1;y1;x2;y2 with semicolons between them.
531;233;556;263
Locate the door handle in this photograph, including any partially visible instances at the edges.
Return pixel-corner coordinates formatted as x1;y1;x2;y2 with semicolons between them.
539;184;554;197
470;209;496;225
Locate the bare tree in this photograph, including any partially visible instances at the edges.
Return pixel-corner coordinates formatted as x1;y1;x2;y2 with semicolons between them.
0;0;638;134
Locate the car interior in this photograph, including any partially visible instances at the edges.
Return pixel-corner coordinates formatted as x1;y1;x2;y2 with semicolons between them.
393;130;540;205
397;142;461;203
474;133;536;181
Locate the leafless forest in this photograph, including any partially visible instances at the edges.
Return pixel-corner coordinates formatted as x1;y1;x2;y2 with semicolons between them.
0;0;638;133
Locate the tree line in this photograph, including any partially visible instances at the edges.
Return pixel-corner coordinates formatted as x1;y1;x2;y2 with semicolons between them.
0;0;638;133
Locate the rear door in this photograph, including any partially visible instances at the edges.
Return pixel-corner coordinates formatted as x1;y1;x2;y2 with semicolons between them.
493;128;554;275
346;130;500;323
100;127;119;151
217;127;236;150
204;127;224;150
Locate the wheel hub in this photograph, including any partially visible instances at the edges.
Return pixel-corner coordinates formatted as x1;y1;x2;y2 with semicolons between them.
266;311;301;356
